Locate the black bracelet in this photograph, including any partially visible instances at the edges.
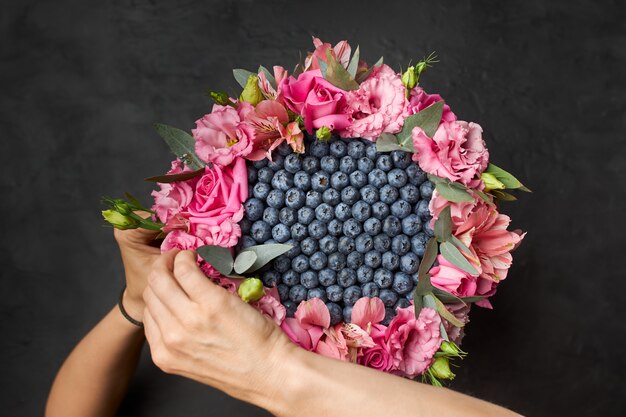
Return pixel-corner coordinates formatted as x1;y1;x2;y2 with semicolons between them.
118;286;144;328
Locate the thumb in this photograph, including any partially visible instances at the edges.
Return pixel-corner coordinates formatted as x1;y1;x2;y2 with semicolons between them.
114;211;162;247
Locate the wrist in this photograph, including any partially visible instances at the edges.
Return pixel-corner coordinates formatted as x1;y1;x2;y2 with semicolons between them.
121;289;145;322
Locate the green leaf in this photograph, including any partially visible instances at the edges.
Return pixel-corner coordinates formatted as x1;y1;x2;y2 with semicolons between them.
373;56;384;67
153;124;204;170
144;168;205;183
485;163;530;191
473;189;495;205
440;241;479;275
439;322;450;341
449;235;472;256
397;100;444;146
354;56;384;84
233;68;255;89
324;49;359;91
238;243;292;274
347;45;360;78
434;205;452;243
417;238;438;281
435;181;474;203
258;65;276;89
460;295;488;303
375;133;404;152
433;296;464;327
196;245;234;276
124;192;144;209
432;288;466;304
233;251;258;274
424;293;437;309
492;189;518;201
413;293;424;319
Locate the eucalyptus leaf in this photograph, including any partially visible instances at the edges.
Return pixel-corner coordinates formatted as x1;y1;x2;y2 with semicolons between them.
355;56;383;83
238;243;293;273
433;296;464;327
413;293;424;319
196;245;234;276
396;100;444;146
440;241;479;275
233;68;255;89
449;235;472;256
375;133;404;152
439;322;450;342
417;238;438;281
424;293;437;309
145;168;205;183
324;49;359;91
233;251;258;274
492;189;518;201
317;57;328;76
347;45;360;78
485;163;530;191
153;124;204;170
434;205;452;243
432;288;465;305
435;181;474;203
258;65;276;89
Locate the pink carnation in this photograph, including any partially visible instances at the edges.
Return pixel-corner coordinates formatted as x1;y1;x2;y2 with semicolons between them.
193;103;255;167
151;159;198;225
412;120;489;187
252;293;287;326
408;86;456;122
339;64;408;140
160;229;204;252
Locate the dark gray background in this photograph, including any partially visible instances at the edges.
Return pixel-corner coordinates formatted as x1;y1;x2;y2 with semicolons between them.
1;0;625;416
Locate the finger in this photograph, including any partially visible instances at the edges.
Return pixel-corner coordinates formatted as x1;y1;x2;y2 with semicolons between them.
148;249;190;308
143;286;182;326
173;250;226;303
143;308;167;368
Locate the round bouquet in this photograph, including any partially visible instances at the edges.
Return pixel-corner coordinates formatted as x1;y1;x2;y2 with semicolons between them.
102;37;528;385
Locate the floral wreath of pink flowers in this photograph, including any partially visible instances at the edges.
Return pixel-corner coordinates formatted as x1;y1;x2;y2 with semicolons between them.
102;37;529;386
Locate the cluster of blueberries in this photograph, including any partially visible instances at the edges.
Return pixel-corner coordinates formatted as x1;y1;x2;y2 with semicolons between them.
238;136;435;326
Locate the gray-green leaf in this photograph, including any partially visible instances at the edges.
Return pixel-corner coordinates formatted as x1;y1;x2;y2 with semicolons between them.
153;124;204;170
449;235;472;256
434;205;452;243
440;241;478;275
196;245;234;276
238;244;292;274
485;163;531;191
375;133;404;152
233;251;258;274
233;68;255;89
347;45;360;78
396;100;444;146
433;296;464;327
144;168;204;183
258;65;276;90
324;49;359;91
435;181;474;203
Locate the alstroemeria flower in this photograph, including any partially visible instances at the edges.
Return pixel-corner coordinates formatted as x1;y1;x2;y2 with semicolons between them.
245;100;304;160
304;37;351;71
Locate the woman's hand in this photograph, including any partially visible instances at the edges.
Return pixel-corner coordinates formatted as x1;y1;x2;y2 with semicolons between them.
113;211;162;321
142;249;292;406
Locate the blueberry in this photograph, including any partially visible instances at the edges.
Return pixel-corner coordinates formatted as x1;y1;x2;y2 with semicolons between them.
279;207;296;226
244;198;264;221
271;223;291;243
347;141;366;159
368;168;388;187
352;201;372;222
326;285;343;302
267;154;285;171
355;233;374;253
330;172;350;191
300;237;319;255
364;218;382;236
277;283;289;301
420;181;435;200
301;270;319;289
364;251;382;268
392;272;413;294
357;157;375;174
395;298;411;309
282;270;300;286
371;201;390;220
310;139;330;158
341;306;352;323
387;168;408;188
327;219;343;236
262;270;281;287
315;203;334;223
339;156;357;174
284;153;302;173
284;300;297;317
390;150;412;169
390;200;412;219
379;289;398;307
319;235;338;254
328;252;347;271
285;188;306;209
247;166;258;184
289;285;308;303
400;252;420;274
290;223;308;241
330;140;348;158
415;200;431;220
291;255;310;273
257;167;274;183
391;234;411;255
365;141;378;160
266;190;285;209
297;207;315;225
357;265;374;283
341;186;359;205
302;156;320;174
374;268;393;288
319;269;337;286
251;220;272;242
276;141;293;156
322;188;341;205
335;203;352;221
406;164;427;185
271;170;294;191
343;218;362;238
263;207;280;227
337;269;358;287
346;251;364;269
273;255;291;273
349;170;367;188
401;214;422;236
253;182;271;200
308;220;328;239
410;233;429;256
379;184;399;204
327;302;343;325
343;285;362;306
307;287;327;302
338;236;355;255
376;154;393;172
362;282;380;298
311;171;330;192
382;252;400;271
239;217;252;234
252;159;268;169
240;235;257;249
284;239;301;258
294;171;311;191
320;155;339;173
423;219;435;236
383;216;402;237
373;234;391;252
399;184;420;204
360;185;379;205
309;251;328;271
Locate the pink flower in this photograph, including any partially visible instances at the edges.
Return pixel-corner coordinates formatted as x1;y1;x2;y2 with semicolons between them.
151;159;198;225
386;306;442;378
258;66;288;100
351;297;385;330
358;324;394;372
160;229;204;252
281;298;330;351
412;120;489;187
304;37;351;71
281;69;351;133
408;86;456;122
339;64;408;140
193;218;241;248
316;325;349;361
442;302;471;345
252;293;286;326
193;103;256;166
429;254;478;298
245;100;305;160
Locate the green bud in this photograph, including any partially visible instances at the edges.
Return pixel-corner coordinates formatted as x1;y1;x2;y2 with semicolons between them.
239;75;264;106
315;126;332;141
112;200;132;215
430;357;455;380
237;278;265;303
210;91;231;106
402;66;417;90
102;209;139;230
440;341;467;359
481;172;506;192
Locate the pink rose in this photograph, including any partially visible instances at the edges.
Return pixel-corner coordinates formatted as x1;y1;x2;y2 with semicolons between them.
151;159;198;225
385;306;442;378
359;324;394;372
429;254;478;298
408;86;456;122
303;37;351;71
281;69;351;133
412;120;489;187
193;103;256;166
339;64;408;140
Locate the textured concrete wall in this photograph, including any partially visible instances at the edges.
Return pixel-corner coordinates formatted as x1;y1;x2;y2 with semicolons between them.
1;0;624;416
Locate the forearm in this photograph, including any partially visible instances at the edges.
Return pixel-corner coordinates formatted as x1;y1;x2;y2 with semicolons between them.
45;304;145;417
262;345;521;417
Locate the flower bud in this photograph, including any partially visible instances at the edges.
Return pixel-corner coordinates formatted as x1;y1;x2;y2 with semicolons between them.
113;200;132;215
102;209;139;229
315;126;332;141
239;75;264;106
440;341;467;358
402;66;417;90
430;357;455;380
210;91;231;106
237;278;265;303
481;172;506;192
